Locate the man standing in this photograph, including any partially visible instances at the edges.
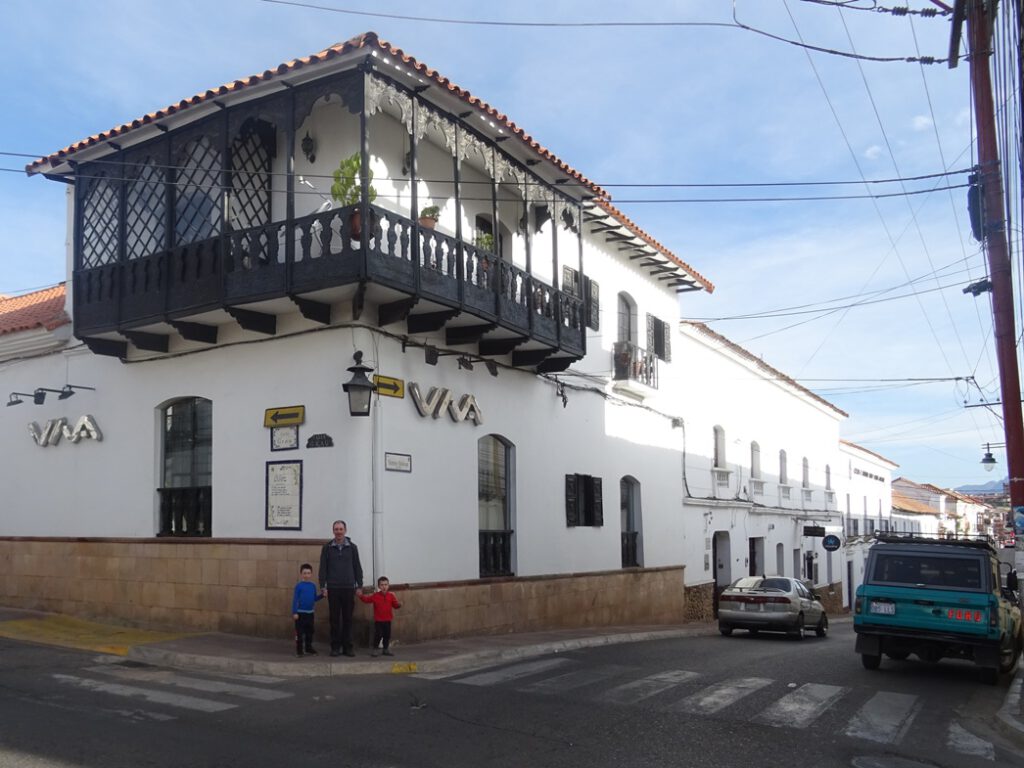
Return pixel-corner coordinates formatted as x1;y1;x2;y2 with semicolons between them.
319;520;363;657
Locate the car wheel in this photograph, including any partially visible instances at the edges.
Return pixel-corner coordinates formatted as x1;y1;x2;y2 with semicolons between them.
719;625;733;637
998;631;1020;674
861;652;881;670
815;613;828;638
788;614;805;640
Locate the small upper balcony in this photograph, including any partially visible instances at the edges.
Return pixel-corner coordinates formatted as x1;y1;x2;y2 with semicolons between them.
67;64;594;371
612;340;658;391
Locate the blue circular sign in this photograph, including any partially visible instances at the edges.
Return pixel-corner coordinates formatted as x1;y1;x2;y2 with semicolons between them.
823;534;841;552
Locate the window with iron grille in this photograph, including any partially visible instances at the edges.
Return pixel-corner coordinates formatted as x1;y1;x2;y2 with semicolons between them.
80;167;120;268
162;398;212;489
563;267;599;331
228;118;276;232
126;157;167;260
565;474;603;527
174;136;222;246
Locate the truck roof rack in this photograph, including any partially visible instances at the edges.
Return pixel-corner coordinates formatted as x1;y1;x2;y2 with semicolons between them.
874;532;996;552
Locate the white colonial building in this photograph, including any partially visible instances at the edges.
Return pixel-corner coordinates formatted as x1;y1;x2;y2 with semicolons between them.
1;32;872;642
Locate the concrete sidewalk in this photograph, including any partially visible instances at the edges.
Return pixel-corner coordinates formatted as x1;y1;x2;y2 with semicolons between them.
0;606;715;677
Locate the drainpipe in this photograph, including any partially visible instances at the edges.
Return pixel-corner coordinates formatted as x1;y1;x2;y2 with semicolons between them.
371;386;384;583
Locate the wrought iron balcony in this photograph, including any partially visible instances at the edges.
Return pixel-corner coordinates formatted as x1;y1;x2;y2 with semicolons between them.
479;529;513;578
612;340;658;389
621;531;639;568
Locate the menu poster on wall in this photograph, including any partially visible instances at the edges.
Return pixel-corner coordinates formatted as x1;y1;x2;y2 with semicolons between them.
266;460;302;530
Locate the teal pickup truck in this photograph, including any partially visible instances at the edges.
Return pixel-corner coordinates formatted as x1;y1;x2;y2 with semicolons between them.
854;535;1023;684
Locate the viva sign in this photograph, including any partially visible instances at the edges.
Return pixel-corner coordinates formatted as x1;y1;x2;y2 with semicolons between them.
409;384;483;425
28;415;103;447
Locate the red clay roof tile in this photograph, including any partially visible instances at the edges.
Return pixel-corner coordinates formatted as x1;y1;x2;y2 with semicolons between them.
0;284;69;337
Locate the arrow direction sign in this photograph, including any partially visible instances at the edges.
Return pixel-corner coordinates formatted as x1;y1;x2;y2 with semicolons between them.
264;405;306;428
373;375;405;399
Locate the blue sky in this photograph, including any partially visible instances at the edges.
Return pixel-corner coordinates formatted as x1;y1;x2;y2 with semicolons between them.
1;1;1013;487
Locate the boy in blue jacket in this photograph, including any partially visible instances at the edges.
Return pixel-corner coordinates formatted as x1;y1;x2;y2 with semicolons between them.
291;563;323;656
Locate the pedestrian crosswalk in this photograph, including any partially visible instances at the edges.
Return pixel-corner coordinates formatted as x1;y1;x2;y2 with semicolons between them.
439;658;1001;761
51;663;292;721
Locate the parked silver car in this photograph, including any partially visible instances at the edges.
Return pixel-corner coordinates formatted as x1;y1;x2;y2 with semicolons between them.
718;576;828;640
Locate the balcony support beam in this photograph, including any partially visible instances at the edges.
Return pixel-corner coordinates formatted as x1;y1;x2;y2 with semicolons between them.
122;330;170;353
82;337;128;358
479;336;527;356
226;307;277;335
378;297;418;327
536;357;573;373
290;295;331;325
446;323;496;346
170;321;218;344
407;309;459;334
511;348;555;367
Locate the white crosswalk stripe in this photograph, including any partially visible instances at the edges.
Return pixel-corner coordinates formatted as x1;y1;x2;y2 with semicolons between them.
84;665;292;701
454;657;572;687
947;722;995;761
441;660;999;759
671;676;773;715
597;670;701;705
844;691;921;745
52;673;237;713
751;683;849;729
518;665;632;694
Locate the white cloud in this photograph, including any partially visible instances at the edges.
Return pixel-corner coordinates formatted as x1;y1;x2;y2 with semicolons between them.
864;145;883;160
912;115;933;131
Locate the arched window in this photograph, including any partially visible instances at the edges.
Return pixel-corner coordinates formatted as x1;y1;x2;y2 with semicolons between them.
779;450;789;486
479;434;515;577
802;457;810;489
713;426;726;469
158;397;212;536
750;441;761;479
617;292;637;343
620;476;643;568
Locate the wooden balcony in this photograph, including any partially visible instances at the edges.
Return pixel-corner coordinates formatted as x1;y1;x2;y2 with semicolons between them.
74;201;586;370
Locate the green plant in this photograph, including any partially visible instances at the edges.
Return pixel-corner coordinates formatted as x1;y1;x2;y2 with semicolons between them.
474;232;495;252
419;205;440;220
330;152;377;207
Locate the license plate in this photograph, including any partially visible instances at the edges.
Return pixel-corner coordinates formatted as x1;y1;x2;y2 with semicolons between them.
870;601;896;615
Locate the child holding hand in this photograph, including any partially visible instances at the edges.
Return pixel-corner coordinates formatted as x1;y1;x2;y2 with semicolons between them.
359;576;401;656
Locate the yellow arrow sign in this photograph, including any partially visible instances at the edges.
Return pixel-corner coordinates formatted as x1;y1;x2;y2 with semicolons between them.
264;405;306;428
373;375;404;399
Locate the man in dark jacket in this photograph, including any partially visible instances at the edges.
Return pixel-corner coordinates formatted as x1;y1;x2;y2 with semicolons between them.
319;520;364;657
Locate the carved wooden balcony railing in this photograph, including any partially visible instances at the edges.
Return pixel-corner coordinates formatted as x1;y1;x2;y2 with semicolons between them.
75;202;585;361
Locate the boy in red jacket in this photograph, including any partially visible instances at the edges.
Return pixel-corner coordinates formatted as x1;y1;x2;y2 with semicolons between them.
359;576;402;656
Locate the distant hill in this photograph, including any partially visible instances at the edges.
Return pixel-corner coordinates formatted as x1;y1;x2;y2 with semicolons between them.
956;478;1008;494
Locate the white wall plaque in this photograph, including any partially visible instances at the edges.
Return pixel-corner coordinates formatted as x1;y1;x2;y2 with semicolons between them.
266;460;302;530
384;452;412;473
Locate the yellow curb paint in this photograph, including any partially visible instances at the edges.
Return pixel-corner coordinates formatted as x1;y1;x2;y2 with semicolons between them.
390;662;417;674
0;616;190;655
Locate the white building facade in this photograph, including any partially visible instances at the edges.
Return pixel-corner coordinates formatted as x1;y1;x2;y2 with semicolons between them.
2;33;861;641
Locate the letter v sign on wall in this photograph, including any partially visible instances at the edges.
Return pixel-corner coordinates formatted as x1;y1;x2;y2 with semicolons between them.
409;383;452;419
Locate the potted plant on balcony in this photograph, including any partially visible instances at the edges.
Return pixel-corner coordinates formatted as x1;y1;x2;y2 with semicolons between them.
418;205;440;230
330;151;377;240
474;231;495;253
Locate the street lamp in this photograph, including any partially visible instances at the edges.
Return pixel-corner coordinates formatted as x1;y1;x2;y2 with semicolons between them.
342;351;376;417
982;443;997;472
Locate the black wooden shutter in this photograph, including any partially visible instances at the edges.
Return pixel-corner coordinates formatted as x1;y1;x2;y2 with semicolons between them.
646;313;656;353
562;266;579;297
565;474;579;527
591;476;603;527
585;277;600;330
661;318;671;362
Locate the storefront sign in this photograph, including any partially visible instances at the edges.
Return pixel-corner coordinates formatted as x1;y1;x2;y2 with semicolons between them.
409;383;483;425
28;415;102;447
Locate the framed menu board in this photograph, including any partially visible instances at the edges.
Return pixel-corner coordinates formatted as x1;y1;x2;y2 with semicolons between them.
266;460;302;530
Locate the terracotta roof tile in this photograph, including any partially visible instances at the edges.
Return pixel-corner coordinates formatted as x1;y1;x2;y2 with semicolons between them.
892;490;938;515
26;32;709;291
0;284;69;337
683;322;847;418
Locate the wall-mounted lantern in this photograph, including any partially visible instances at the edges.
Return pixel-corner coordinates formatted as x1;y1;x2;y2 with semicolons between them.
342;351;376;417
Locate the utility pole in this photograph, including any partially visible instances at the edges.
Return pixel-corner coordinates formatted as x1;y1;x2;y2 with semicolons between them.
947;0;1024;535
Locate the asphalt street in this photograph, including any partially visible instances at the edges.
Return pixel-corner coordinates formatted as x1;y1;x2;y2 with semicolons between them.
2;621;1023;768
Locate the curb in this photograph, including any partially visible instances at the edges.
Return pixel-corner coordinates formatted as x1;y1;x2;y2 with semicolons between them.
996;671;1024;743
126;626;717;678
